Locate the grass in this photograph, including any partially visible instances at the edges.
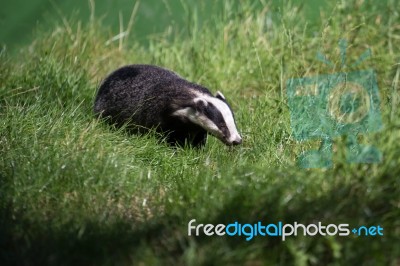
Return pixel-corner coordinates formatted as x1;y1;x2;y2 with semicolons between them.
1;0;399;265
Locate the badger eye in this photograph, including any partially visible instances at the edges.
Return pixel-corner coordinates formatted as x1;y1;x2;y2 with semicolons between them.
219;125;228;136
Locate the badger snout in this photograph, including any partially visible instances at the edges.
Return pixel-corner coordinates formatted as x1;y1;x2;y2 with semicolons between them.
232;137;242;145
225;135;242;146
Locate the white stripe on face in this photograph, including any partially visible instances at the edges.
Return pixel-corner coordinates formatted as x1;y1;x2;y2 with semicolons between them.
193;92;242;145
172;107;224;139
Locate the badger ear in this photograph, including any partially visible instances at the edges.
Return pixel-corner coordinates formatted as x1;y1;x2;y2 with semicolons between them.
193;98;208;110
215;91;226;100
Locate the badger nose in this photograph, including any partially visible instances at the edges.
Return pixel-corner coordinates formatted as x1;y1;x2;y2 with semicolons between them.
232;137;242;145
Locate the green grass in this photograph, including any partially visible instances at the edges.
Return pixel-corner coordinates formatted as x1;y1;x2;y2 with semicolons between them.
1;1;400;265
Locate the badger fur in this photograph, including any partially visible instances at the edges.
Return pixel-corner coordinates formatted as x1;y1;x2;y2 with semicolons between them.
94;64;242;147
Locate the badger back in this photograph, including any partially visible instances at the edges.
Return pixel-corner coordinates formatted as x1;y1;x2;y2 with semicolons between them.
93;65;183;127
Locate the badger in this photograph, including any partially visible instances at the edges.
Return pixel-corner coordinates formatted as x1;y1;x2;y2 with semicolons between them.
94;64;242;147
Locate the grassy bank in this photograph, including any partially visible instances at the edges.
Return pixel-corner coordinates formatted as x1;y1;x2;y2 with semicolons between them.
1;1;399;265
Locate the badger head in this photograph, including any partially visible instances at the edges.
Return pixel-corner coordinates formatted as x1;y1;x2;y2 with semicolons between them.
172;91;242;146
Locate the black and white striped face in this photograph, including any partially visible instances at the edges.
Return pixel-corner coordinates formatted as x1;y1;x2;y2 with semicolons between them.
173;91;242;146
